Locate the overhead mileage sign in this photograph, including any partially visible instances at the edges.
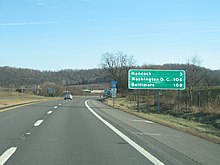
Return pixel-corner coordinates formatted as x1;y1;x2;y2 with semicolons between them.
128;69;186;90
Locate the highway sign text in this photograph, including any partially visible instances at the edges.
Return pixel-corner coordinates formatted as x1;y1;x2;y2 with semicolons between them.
128;69;186;90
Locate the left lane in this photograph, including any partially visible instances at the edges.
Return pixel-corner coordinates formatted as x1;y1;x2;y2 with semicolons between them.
2;97;153;165
0;100;62;157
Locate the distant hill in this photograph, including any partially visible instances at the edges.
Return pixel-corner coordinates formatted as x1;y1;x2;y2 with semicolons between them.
0;66;110;88
141;64;220;87
0;65;219;88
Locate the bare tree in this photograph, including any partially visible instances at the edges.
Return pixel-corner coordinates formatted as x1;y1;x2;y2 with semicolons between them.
186;55;203;89
186;55;208;106
204;70;218;87
101;51;135;93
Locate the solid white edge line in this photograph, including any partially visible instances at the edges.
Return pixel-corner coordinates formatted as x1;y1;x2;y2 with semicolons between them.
0;147;17;165
34;119;43;127
85;100;165;165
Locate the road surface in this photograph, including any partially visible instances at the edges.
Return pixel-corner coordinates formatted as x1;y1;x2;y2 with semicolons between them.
0;97;219;165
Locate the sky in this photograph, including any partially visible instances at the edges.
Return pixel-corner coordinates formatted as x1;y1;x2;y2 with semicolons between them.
0;0;220;71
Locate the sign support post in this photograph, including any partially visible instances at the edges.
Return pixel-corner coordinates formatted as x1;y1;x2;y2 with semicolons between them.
157;90;160;114
137;89;140;112
178;90;180;111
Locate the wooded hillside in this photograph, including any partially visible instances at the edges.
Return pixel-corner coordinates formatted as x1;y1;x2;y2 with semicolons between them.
0;65;219;89
0;66;109;88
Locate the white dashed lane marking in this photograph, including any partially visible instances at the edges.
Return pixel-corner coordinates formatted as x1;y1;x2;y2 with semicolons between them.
34;120;43;127
0;147;17;165
47;111;53;115
0;103;63;164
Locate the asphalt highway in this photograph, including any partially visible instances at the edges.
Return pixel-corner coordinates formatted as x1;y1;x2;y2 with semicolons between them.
0;97;219;165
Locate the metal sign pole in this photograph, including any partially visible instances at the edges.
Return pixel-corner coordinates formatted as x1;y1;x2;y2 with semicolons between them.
157;90;160;114
137;89;140;112
178;90;180;111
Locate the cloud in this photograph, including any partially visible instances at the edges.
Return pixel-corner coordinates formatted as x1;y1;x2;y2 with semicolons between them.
80;0;94;2
0;20;73;27
29;0;47;6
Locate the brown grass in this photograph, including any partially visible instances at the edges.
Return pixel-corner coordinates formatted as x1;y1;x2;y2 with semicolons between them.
103;97;220;144
0;92;53;108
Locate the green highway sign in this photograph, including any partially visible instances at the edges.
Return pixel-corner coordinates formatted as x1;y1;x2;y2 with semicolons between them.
128;69;186;90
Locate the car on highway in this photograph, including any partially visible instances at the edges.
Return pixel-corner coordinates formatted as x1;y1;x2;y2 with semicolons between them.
64;93;73;100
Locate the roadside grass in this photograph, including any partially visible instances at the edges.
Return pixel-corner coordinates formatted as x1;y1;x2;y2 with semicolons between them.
103;97;220;144
0;92;55;108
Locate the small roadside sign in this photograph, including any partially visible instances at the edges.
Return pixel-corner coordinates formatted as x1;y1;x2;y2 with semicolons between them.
111;81;117;88
111;88;117;98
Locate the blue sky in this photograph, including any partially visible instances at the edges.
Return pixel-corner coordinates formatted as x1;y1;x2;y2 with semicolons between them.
0;0;219;70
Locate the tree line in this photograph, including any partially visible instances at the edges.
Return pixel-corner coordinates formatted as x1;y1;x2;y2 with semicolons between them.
100;52;220;93
0;67;109;88
0;52;220;95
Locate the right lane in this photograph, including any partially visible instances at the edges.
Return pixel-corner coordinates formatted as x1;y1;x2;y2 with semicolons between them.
5;98;154;165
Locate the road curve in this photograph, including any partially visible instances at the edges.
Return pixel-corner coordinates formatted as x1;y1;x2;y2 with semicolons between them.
0;97;219;165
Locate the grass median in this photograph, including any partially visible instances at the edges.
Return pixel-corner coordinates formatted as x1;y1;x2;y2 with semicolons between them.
0;91;60;109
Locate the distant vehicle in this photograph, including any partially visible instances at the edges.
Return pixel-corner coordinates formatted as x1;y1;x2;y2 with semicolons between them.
64;93;73;100
104;89;111;98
